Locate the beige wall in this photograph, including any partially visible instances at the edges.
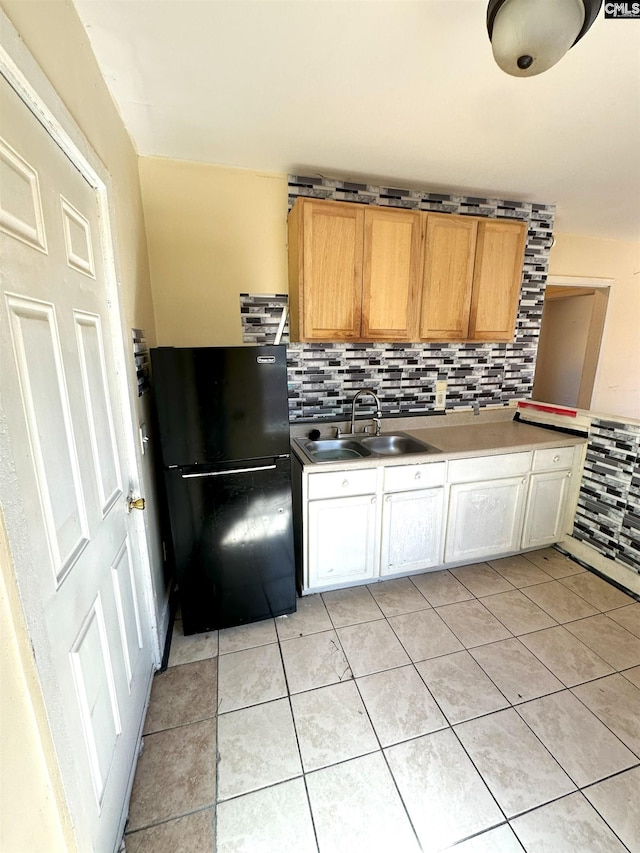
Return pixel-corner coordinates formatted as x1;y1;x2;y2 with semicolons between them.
549;234;640;420
141;159;640;422
139;157;288;346
533;293;595;407
0;2;161;849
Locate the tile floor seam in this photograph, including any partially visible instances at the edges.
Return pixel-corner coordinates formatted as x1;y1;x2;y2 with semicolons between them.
414;653;512;727
384;613;461;662
391;647;519;828
510;694;637;791
472;603;558;641
580;761;640;793
518;587;602;624
346;663;425;849
444;819;516;851
141;553;639;852
454;704;581;821
215;771;307;805
433;598;516;648
438;717;511;825
568;681;640;762
125;803;216;837
556;578;634;613
142;714;219;736
511;788;638;853
583;770;640;852
520;548;586;580
278;625;324;853
468;642;566;706
515;624;615;689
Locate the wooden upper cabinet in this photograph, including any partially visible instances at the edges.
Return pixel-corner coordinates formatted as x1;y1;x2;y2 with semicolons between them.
288;198;364;341
469;219;527;342
419;214;477;341
287;197;527;344
362;207;422;341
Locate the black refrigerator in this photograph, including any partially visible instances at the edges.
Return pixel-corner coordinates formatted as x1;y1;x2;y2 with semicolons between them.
150;345;296;635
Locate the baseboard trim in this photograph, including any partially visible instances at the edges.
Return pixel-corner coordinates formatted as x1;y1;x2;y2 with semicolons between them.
558;536;640;600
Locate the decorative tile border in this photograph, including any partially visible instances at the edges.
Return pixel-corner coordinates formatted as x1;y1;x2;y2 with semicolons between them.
572;418;640;575
241;174;555;421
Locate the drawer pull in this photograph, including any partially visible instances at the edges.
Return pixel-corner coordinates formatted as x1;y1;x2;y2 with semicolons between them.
415;472;421;480
553;455;560;463
342;480;349;488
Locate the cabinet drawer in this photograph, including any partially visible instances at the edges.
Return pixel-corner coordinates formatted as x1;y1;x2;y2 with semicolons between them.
448;451;531;483
307;468;377;500
532;446;575;472
384;461;446;492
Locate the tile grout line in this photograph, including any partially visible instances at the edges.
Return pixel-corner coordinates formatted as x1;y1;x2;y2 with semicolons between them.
275;622;322;853
179;560;637;850
214;629;221;852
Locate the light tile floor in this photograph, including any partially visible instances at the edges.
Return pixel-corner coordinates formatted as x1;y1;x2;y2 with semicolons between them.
124;548;640;852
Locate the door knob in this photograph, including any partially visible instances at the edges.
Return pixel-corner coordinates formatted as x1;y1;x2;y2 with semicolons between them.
128;496;146;512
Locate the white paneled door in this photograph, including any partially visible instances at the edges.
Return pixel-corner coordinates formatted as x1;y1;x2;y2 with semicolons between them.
0;72;154;851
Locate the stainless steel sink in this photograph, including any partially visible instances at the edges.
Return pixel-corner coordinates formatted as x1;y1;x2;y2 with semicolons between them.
295;432;439;462
360;433;439;456
299;438;373;462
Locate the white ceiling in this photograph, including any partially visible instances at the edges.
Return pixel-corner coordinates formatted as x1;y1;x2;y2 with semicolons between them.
72;0;640;242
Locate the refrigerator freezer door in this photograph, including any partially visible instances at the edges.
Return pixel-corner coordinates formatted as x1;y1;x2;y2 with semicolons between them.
151;345;291;466
164;456;296;633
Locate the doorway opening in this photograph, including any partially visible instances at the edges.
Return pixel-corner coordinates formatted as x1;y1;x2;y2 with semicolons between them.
532;276;611;410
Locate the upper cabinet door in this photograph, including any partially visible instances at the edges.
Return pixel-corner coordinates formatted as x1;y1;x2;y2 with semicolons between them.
419;214;477;341
287;198;527;344
361;207;422;341
469;219;527;342
288;199;364;341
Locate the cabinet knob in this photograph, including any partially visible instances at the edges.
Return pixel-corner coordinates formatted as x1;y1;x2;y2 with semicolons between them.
415;472;421;480
371;496;377;504
342;480;349;488
522;478;527;484
553;455;560;463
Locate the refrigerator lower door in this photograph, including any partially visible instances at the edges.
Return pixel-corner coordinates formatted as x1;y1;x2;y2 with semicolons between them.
164;456;296;634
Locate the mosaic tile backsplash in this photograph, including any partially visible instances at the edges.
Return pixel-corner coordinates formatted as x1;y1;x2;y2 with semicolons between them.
241;175;555;421
573;418;640;575
239;176;638;580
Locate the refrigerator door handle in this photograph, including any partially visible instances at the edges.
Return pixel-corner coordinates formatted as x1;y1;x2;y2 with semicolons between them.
181;464;277;479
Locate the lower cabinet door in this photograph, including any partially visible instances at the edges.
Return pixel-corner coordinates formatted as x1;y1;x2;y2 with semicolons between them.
307;493;378;588
522;470;571;549
380;487;444;576
445;476;528;563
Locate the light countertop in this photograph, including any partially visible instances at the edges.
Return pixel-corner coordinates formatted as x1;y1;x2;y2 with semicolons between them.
291;414;587;471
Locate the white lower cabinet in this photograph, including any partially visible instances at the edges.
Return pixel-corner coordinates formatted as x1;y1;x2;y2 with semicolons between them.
380;487;444;575
307;493;378;587
300;443;582;592
522;469;572;548
445;476;528;564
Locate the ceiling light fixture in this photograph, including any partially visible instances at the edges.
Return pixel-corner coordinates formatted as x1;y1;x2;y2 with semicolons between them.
487;0;602;77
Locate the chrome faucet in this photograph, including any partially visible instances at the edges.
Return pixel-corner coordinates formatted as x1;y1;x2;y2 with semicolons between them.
350;388;382;436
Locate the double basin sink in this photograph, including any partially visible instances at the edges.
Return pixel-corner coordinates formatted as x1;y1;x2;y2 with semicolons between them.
296;432;440;463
